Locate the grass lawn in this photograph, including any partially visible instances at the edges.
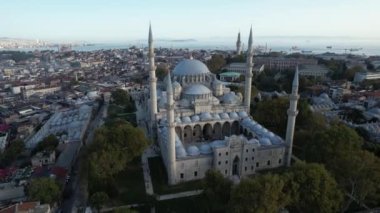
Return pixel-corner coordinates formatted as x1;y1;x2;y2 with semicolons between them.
112;158;151;205
148;157;203;195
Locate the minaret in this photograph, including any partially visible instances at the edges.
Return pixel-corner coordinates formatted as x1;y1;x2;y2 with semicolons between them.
244;27;254;112
285;66;299;167
148;24;158;131
236;31;242;55
166;72;176;185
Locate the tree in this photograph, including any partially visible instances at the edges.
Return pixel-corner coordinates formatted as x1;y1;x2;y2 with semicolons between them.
206;54;226;74
203;170;232;212
304;123;363;165
229;174;290;213
88;120;149;180
284;162;343;213
111;89;136;112
303;123;380;210
0;139;25;167
252;98;289;136
34;134;59;153
344;66;362;81
90;191;109;211
28;178;61;204
156;65;169;81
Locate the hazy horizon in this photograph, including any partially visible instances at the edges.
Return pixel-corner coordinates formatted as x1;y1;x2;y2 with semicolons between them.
1;0;380;43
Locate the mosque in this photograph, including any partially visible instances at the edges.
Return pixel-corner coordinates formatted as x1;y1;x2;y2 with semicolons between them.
145;25;299;185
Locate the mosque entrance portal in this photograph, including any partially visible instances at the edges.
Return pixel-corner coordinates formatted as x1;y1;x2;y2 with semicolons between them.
232;156;240;176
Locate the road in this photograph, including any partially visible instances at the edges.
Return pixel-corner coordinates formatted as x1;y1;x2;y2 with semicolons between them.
60;102;109;213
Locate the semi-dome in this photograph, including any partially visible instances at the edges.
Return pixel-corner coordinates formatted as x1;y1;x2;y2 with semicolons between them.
187;146;200;156
176;147;187;158
259;137;272;146
199;144;212;154
183;84;212;96
173;59;210;76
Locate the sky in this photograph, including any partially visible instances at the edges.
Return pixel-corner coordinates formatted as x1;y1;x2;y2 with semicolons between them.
1;0;379;42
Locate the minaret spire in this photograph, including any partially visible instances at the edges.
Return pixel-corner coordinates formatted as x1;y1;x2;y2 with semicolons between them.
148;24;158;135
236;31;242;55
244;26;254;112
166;71;176;185
285;66;299;167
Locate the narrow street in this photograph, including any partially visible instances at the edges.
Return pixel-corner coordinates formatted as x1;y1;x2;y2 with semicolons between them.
60;101;109;213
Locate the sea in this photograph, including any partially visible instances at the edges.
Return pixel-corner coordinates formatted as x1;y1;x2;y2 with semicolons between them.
2;36;380;56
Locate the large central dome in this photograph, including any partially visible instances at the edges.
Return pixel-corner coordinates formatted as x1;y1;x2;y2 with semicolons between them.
172;59;210;76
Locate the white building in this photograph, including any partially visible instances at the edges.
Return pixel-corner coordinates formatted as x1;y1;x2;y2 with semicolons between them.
26;105;92;149
298;64;330;78
354;72;380;83
144;26;299;185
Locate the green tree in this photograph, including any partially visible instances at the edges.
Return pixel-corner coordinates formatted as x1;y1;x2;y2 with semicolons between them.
90;191;109;211
304;123;363;165
34;134;59;153
203;170;232;212
0;139;25;167
229;174;290;213
111;89;136;112
206;54;226;74
28;178;61;204
303;123;380;210
88;120;149;180
156;65;169;81
284;162;343;213
252;98;288;136
344;65;362;81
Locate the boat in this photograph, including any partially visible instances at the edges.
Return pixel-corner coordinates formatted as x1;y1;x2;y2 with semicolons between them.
326;46;332;49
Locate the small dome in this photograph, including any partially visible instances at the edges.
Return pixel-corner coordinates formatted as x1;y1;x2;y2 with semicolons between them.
173;59;210;76
213;113;221;120
182;116;191;123
238;111;248;118
229;112;239;119
175;117;182;124
320;93;330;99
259;137;272;146
187;146;200;156
222;92;241;104
176;147;187;158
200;112;213;121
191;115;200;122
199;144;212;154
247;138;259;144
183;84;212;96
220;113;230;119
179;99;191;107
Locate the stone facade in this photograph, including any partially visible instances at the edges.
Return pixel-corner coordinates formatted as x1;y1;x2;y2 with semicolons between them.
146;26;298;185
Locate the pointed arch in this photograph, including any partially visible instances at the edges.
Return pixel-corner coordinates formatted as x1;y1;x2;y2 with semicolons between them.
193;124;202;142
222;122;231;137
184;125;192;144
213;122;222;140
231;120;240;135
203;123;213;141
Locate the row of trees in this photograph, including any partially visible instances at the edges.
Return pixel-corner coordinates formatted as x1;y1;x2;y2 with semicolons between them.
87;119;149;208
203;162;343;213
251;98;380;212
